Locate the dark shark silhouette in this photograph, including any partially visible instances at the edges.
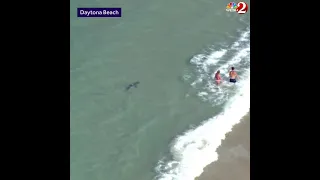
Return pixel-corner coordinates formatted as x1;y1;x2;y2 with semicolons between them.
125;81;140;91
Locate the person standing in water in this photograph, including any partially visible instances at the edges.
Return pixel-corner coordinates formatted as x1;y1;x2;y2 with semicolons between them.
229;67;239;83
215;70;222;85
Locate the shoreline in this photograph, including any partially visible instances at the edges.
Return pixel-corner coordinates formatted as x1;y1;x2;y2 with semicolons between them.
195;112;250;180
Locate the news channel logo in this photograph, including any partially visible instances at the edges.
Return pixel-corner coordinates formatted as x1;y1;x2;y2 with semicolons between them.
226;2;248;14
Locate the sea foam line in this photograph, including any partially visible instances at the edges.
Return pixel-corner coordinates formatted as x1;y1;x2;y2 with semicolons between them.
190;29;250;88
155;72;249;180
154;29;250;180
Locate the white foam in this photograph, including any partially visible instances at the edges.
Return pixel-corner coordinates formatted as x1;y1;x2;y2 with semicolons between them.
190;41;249;105
190;54;206;66
155;73;249;180
190;49;227;74
204;49;227;66
218;46;250;76
190;29;250;88
154;29;250;180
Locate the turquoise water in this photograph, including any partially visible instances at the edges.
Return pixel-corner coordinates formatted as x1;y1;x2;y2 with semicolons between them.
71;0;250;180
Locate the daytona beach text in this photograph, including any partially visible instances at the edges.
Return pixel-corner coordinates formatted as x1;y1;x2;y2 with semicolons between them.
79;10;120;16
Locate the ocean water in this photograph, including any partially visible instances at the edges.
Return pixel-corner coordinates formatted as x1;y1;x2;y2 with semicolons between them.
70;0;250;180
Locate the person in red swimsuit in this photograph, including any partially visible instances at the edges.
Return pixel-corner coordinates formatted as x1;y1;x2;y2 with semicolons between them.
215;70;222;85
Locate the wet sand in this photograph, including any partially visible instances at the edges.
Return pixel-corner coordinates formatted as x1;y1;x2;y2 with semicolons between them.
195;112;250;180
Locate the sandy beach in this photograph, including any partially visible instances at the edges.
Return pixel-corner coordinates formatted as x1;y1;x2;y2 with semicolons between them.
195;112;250;180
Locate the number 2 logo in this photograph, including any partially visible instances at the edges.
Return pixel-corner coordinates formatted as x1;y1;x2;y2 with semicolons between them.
236;2;248;14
